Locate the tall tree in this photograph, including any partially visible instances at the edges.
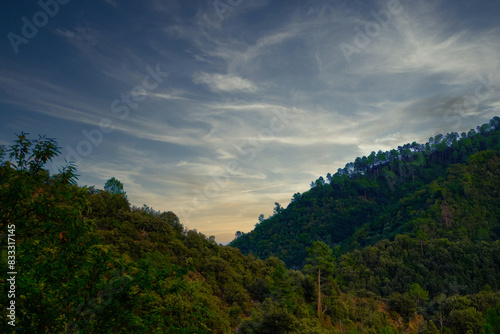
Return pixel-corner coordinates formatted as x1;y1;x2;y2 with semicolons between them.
104;177;126;196
304;241;334;318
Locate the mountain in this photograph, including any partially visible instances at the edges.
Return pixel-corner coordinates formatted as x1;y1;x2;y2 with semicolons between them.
230;117;500;269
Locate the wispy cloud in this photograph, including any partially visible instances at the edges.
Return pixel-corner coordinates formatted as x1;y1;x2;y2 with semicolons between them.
193;72;258;92
147;92;190;101
55;27;99;50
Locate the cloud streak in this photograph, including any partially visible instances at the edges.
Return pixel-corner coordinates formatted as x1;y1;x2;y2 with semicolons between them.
193;72;258;92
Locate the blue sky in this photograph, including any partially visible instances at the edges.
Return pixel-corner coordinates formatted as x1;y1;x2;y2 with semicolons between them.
1;0;499;243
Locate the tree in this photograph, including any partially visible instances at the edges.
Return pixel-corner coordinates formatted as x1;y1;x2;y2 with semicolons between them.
415;228;429;256
0;133;123;332
238;299;299;334
354;157;363;174
390;149;399;162
6;132;61;174
367;151;376;172
483;303;500;334
422;320;440;334
316;176;325;186
447;308;484;334
376;150;388;164
104;177;126;196
304;241;334;317
291;193;301;203
388;293;416;322
408;283;429;306
273;202;282;216
88;190;130;218
1;133;78;227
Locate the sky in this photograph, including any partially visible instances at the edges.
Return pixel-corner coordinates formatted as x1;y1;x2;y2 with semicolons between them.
1;0;499;244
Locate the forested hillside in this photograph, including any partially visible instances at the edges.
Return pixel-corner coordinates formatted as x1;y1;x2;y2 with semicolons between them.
231;117;500;269
0;135;328;333
1;119;500;333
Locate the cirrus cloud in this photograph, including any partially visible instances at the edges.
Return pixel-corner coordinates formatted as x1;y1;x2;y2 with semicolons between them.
193;72;259;93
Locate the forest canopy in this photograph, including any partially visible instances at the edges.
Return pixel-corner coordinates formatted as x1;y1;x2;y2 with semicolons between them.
1;117;500;333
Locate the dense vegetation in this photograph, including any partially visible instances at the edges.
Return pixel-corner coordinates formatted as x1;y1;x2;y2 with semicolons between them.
232;117;500;269
0;117;499;333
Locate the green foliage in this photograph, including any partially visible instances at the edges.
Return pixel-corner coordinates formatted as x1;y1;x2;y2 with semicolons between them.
7;132;61;174
388;293;416;322
422;320;440;334
447;307;484;334
0;133;248;332
104;177;126;196
231;117;500;268
409;283;429;306
238;298;299;334
483;303;500;334
305;241;335;317
305;241;335;280
88;190;130;220
3;119;500;333
0;133;112;333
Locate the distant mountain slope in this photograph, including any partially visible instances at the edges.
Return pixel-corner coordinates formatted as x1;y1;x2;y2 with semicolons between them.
230;117;500;269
